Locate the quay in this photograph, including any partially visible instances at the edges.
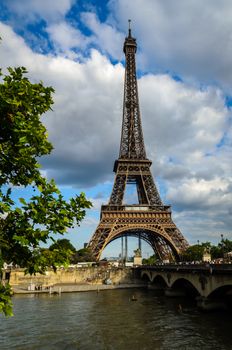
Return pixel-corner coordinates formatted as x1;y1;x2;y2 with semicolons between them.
12;282;146;294
2;265;145;295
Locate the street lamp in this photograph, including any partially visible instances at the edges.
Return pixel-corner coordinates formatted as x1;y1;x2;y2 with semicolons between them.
221;234;224;260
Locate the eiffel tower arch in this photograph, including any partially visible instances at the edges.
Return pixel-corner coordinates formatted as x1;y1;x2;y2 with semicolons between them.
88;25;189;261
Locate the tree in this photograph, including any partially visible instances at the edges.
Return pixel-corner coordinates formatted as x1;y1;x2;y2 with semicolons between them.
49;239;77;263
0;67;92;316
73;247;95;263
182;244;205;262
182;239;232;262
142;254;157;265
49;239;76;253
219;239;232;254
210;245;222;259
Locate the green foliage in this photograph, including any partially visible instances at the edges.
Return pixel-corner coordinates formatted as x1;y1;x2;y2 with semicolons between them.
73;248;95;263
219;239;232;254
24;247;74;274
0;67;92;316
49;239;76;253
142;254;157;265
0;67;53;186
210;245;222;259
48;240;95;264
182;244;204;262
0;283;13;317
182;239;232;261
49;239;77;267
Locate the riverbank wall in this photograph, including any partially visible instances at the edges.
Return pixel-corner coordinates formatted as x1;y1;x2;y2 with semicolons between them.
7;266;144;293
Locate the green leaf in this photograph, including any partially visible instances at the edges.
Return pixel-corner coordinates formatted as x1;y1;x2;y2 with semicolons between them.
38;185;43;192
19;198;26;205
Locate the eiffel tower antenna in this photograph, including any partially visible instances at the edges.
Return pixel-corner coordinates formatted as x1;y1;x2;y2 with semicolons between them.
88;26;189;261
128;19;131;36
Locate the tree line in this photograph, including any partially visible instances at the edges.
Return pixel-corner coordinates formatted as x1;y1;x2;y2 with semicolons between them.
182;239;232;262
48;239;94;263
142;239;232;265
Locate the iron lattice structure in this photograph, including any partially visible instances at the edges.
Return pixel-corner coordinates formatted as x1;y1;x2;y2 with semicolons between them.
88;28;189;261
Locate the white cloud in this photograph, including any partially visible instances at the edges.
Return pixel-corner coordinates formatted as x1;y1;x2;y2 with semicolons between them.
4;0;74;22
167;177;232;209
173;209;232;245
46;21;90;58
110;0;232;91
139;74;228;163
0;20;231;243
81;12;124;60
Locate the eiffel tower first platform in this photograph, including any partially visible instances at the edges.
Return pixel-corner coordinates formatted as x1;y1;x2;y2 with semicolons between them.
88;25;189;261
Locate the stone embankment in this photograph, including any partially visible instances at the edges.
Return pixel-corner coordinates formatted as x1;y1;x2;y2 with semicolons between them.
7;266;145;294
13;283;145;294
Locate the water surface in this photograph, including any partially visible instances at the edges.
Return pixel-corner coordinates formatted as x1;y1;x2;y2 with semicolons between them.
0;289;231;350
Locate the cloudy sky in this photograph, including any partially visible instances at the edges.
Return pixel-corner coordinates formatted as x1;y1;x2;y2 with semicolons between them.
0;0;231;257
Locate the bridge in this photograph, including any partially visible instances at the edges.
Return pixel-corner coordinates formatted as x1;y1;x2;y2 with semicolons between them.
137;264;232;310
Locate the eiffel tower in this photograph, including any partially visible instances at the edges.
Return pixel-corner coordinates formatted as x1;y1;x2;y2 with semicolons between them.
88;24;189;261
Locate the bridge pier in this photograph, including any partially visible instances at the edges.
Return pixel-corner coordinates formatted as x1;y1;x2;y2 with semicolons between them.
196;296;227;311
147;283;164;291
164;287;186;297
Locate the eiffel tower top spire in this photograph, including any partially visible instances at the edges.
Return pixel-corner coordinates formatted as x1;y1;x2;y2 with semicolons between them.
119;21;147;160
128;19;132;37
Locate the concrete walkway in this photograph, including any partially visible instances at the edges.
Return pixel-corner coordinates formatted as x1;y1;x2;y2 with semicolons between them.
12;283;146;294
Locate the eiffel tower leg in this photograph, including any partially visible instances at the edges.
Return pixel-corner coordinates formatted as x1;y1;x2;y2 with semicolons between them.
88;224;112;261
145;233;174;261
138;234;141;251
125;234;128;262
109;174;127;205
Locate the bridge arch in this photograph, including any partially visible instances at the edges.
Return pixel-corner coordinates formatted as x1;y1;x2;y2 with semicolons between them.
102;226;180;261
139;266;232;301
207;285;232;299
170;277;201;297
152;274;168;288
141;270;152;282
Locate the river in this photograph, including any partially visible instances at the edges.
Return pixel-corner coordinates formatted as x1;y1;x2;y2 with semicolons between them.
0;288;231;350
